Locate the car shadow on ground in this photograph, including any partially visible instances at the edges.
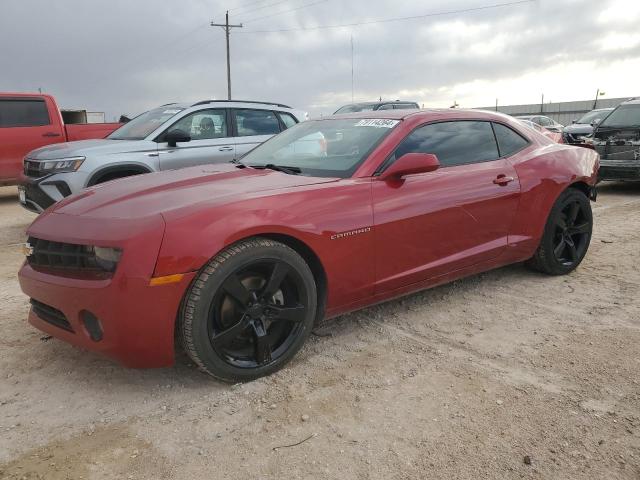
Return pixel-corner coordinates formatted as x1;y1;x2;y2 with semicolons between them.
20;263;533;394
0;186;18;204
597;181;640;196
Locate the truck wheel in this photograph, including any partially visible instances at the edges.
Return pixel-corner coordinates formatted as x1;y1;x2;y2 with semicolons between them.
179;238;317;382
527;188;593;275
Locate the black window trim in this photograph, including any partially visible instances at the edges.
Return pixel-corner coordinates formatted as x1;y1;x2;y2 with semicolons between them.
0;97;52;128
154;107;231;143
375;119;530;176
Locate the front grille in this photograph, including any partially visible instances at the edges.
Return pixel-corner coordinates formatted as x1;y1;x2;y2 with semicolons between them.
595;144;640;161
30;299;74;332
564;133;588;144
27;237;108;274
24;160;43;178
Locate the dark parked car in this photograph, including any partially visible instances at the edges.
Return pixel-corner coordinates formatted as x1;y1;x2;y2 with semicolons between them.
515;115;564;133
563;108;614;145
334;100;419;114
593;99;640;181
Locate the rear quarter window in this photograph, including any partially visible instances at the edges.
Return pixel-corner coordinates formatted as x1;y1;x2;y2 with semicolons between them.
0;99;50;127
277;112;298;129
492;123;529;157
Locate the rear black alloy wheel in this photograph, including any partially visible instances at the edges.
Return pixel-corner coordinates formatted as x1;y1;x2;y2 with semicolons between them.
527;188;593;275
180;238;317;382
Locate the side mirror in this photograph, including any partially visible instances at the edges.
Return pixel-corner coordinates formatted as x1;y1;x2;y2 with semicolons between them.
591;119;600;126
379;153;440;181
572;119;577;124
166;129;191;147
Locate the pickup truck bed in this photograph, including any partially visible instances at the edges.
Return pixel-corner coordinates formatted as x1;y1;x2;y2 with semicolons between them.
0;93;122;186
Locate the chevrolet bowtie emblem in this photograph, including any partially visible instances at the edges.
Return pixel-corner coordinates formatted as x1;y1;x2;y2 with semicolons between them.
22;242;34;257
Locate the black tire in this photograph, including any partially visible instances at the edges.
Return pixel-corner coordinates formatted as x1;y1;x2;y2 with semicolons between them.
527;188;593;275
179;237;317;382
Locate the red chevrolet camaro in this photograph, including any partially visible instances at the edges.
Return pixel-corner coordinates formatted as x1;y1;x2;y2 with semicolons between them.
18;109;599;381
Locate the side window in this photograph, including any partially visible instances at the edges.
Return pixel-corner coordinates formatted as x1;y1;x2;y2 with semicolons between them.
168;109;227;140
277;112;298;129
391;121;500;168
235;109;280;137
492;123;529;157
393;103;418;110
377;104;395;110
0;99;50;127
538;117;552;126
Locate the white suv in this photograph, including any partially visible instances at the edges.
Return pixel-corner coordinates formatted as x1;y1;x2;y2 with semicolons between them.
19;100;307;213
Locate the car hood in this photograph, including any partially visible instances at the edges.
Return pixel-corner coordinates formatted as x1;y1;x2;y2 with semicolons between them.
50;164;339;219
564;124;593;135
26;139;154;160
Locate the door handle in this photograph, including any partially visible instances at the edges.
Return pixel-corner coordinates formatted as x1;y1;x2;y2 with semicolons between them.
493;175;515;186
42;132;61;137
218;146;234;152
146;151;172;157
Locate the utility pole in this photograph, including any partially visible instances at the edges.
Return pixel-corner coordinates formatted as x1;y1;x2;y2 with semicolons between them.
211;11;243;100
350;35;354;103
593;88;605;109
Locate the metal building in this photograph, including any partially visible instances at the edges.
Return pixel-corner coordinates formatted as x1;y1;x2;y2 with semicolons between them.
474;97;634;125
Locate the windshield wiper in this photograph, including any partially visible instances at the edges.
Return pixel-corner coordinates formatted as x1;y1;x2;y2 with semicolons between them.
256;164;302;175
229;158;245;168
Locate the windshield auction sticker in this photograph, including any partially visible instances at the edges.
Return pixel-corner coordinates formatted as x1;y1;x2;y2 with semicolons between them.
354;119;399;128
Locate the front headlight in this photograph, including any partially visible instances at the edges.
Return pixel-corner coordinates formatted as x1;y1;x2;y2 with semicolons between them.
93;246;123;272
40;157;85;173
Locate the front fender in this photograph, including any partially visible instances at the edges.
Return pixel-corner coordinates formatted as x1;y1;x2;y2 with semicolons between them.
154;180;375;311
154;207;325;277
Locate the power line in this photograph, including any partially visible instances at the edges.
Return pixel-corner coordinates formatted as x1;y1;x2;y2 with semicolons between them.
117;23;209;73
242;0;328;24
227;0;271;13
238;0;534;33
234;0;298;20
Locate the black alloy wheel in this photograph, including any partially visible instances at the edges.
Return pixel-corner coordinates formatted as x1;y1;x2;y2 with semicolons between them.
180;238;317;382
209;259;307;368
551;200;591;266
527;188;593;275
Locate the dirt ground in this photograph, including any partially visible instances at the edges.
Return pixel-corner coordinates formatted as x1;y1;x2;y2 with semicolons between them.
0;183;639;480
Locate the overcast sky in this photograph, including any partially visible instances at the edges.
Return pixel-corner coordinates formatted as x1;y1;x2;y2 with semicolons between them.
1;0;638;120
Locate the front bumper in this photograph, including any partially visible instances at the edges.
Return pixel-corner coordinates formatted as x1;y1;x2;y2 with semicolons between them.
17;212;195;368
18;173;72;213
598;159;640;181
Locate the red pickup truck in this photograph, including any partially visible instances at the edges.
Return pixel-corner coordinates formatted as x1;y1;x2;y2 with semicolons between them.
0;93;121;186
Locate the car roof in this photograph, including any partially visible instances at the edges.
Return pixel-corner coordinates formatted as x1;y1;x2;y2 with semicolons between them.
328;108;517;122
620;98;640;105
154;101;297;111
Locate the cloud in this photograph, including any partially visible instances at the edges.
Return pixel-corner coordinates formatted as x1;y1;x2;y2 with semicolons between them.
0;0;638;119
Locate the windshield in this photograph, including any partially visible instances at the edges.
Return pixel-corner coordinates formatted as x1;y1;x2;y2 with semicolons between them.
241;118;400;178
108;106;185;140
334;103;376;114
599;105;640;128
577;109;612;125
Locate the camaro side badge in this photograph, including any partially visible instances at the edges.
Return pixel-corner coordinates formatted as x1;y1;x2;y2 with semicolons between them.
330;227;372;240
22;242;34;257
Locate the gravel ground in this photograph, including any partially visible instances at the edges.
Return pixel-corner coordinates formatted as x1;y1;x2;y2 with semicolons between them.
0;183;639;480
